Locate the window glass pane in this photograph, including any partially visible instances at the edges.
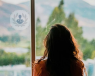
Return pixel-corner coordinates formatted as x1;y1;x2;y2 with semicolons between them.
35;0;95;75
0;0;31;76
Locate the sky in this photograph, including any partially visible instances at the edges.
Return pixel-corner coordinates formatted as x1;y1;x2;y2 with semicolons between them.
83;0;95;6
1;0;29;4
1;0;95;40
1;0;95;6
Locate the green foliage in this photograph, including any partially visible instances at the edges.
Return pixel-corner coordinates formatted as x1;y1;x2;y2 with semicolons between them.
0;33;21;43
91;51;95;59
36;17;41;26
0;49;5;56
10;33;21;43
64;13;84;50
83;48;92;60
0;49;25;66
47;0;65;31
25;46;31;67
36;18;45;56
36;0;84;56
90;39;95;50
65;13;83;39
35;0;95;60
58;0;64;8
0;35;9;42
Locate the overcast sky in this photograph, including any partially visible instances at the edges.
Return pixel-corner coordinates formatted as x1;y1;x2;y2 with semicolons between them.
1;0;95;6
83;0;95;6
1;0;30;4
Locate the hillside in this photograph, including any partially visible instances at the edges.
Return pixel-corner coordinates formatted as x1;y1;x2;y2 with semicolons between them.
0;0;95;40
0;1;30;37
35;0;95;40
64;0;95;20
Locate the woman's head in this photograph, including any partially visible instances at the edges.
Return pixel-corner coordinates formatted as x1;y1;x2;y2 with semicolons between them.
43;24;79;60
39;24;84;76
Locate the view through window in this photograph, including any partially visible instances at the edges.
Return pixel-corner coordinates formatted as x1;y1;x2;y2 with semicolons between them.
35;0;95;76
0;0;31;76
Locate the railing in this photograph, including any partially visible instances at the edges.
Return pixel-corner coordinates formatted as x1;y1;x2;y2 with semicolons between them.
0;57;95;76
0;65;31;76
83;58;95;76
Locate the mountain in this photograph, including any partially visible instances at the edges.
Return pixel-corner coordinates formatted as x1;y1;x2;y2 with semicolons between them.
18;1;30;11
64;0;95;20
0;0;95;40
0;1;30;37
35;0;95;40
0;1;28;27
20;1;30;7
63;0;95;40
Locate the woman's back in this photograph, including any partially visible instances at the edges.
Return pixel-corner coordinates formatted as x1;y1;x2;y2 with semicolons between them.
33;24;85;76
33;59;84;76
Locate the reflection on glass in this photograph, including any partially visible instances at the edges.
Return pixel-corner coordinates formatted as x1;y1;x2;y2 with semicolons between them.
0;0;31;76
35;0;95;76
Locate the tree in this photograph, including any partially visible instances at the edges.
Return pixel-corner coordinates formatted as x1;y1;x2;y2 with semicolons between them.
36;17;41;26
83;47;92;60
36;17;45;56
46;0;65;33
91;51;95;59
58;0;64;9
11;33;21;43
90;39;95;50
0;35;9;42
0;49;5;56
0;50;25;66
35;0;95;60
65;13;83;42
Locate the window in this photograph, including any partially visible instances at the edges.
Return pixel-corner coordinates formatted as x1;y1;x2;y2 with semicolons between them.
0;0;31;76
0;0;95;76
35;0;95;76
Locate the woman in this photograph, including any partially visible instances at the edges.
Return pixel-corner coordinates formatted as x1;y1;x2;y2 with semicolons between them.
33;24;86;76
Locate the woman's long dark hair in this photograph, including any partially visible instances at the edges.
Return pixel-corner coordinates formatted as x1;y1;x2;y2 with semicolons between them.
38;24;85;76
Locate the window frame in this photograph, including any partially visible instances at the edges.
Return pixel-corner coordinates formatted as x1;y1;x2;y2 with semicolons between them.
31;0;35;75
